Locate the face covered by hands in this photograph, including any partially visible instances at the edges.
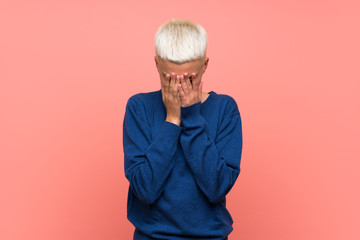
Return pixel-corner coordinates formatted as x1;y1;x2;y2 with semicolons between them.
177;72;202;107
156;56;209;105
155;56;209;125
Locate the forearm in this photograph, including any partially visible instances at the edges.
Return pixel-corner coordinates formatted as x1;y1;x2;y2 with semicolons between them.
124;115;182;204
180;102;242;203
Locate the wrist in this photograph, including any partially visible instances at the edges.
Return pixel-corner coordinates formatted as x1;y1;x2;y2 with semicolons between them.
181;101;201;119
182;100;201;107
166;115;181;126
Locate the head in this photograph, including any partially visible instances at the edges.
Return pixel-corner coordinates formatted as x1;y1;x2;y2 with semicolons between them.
154;19;209;87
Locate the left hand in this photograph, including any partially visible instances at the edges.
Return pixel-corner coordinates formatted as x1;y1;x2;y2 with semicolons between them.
178;72;203;107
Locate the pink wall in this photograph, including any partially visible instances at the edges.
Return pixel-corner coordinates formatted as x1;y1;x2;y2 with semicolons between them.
1;0;359;239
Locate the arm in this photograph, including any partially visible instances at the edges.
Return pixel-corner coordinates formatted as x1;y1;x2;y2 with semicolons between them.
180;98;243;204
123;96;182;205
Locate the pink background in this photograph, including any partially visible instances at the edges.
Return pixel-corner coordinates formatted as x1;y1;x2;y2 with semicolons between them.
1;0;359;239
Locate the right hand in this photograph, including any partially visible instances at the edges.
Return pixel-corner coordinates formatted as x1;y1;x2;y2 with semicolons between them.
161;73;181;126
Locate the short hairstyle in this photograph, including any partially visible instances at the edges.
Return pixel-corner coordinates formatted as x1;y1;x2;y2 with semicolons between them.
155;18;208;64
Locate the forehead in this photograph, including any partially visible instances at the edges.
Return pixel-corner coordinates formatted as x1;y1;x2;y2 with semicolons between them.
157;58;203;75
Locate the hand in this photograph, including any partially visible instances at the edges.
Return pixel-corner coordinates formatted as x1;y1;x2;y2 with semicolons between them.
161;73;181;126
178;72;203;107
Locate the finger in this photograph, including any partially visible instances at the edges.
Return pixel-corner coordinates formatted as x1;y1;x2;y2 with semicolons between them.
169;72;176;91
178;83;185;97
179;75;187;95
176;75;181;87
192;73;201;89
161;81;164;92
165;73;170;82
191;73;197;84
183;72;191;90
163;73;170;89
185;73;192;89
161;81;166;100
183;72;189;83
173;75;181;95
171;72;176;82
187;73;196;89
181;75;189;94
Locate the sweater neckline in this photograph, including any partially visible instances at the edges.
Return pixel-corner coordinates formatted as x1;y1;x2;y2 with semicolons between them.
156;89;216;107
201;91;216;107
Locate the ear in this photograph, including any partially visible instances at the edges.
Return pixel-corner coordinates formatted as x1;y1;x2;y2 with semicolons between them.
154;56;160;72
203;57;209;73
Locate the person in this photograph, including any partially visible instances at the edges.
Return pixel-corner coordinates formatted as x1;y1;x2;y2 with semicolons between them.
123;18;243;240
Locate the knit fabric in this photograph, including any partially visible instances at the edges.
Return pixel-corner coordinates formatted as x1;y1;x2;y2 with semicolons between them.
123;90;242;240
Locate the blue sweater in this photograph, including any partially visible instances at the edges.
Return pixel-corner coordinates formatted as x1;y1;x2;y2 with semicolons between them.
123;90;243;240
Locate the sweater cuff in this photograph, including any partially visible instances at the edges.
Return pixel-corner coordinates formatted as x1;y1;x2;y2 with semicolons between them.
181;102;205;128
159;121;182;140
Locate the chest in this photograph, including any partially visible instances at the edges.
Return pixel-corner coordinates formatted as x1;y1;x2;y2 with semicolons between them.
148;104;221;144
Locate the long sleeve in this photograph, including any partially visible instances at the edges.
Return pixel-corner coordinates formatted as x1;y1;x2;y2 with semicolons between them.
123;96;182;205
180;98;242;204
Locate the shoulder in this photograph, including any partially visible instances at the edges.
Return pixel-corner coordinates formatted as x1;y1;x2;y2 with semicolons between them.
127;90;160;104
126;90;161;109
210;92;240;117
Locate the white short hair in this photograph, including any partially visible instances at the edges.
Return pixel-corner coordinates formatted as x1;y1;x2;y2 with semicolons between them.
155;18;208;64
